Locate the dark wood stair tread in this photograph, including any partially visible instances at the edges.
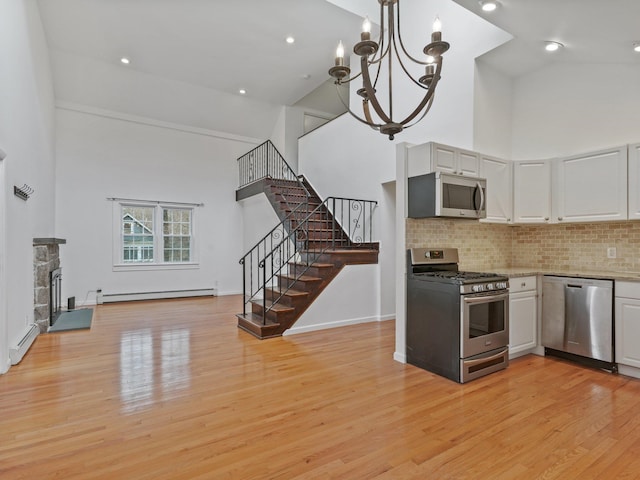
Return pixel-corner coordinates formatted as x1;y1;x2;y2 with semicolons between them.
264;287;309;298
237;312;279;327
288;262;334;269
251;300;295;313
277;273;322;282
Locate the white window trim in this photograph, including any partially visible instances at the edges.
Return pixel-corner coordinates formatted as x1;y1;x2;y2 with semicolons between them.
112;201;200;271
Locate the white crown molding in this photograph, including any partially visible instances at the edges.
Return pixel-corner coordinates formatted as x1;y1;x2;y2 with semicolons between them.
55;100;264;145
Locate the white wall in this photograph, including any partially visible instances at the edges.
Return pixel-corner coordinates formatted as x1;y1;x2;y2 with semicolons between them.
511;63;640;159
55;105;259;302
287;264;380;334
473;61;513;159
0;0;56;373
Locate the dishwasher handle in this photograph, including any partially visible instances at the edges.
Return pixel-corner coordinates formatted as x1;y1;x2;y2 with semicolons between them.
567;284;583;289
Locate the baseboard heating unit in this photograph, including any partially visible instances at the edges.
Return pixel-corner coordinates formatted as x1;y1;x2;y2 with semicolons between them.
9;324;40;365
98;288;215;304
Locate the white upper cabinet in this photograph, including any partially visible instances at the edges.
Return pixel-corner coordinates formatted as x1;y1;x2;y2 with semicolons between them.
513;160;551;223
407;142;480;178
629;143;640;220
553;146;627;223
480;155;513;224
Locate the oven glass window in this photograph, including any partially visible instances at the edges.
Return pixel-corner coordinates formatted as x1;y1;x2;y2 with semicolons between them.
468;300;505;338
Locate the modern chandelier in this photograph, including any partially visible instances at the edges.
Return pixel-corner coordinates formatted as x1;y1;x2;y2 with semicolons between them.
328;0;450;140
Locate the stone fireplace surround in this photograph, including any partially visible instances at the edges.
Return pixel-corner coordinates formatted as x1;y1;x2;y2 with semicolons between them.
33;238;66;332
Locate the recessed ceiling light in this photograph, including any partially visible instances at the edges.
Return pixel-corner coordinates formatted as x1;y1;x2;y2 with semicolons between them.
634;42;640;53
286;36;295;44
239;89;247;95
120;57;131;65
479;1;498;12
544;41;563;52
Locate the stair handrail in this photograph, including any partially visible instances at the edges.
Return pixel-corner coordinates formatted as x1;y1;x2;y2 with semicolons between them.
237;140;311;213
239;196;377;321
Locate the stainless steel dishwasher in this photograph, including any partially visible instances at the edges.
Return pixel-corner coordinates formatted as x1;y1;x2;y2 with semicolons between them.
541;276;616;371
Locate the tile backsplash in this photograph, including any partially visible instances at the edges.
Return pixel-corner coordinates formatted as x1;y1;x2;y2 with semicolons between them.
406;219;640;273
406;219;512;271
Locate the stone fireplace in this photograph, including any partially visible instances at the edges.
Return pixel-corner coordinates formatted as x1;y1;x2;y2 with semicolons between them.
33;238;66;332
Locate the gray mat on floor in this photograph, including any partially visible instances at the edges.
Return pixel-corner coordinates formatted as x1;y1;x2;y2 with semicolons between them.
48;308;93;332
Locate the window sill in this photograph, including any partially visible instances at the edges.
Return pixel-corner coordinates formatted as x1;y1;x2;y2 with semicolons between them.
113;262;200;272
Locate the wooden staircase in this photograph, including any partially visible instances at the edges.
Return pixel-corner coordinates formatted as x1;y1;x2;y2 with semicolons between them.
236;177;379;339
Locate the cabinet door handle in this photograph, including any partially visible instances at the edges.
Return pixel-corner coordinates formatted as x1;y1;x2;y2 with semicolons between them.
544;217;549;221
521;282;526;288
558;217;563;221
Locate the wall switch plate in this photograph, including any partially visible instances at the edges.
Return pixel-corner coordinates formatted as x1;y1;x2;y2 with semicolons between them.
607;247;617;259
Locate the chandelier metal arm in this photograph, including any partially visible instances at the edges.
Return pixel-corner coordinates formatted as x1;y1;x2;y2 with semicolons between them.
395;0;434;66
402;91;436;129
360;55;393;124
335;83;383;130
396;58;443;126
391;30;431;90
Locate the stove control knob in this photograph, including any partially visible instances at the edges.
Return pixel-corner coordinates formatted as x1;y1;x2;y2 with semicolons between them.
486;283;495;290
472;285;484;292
497;282;507;289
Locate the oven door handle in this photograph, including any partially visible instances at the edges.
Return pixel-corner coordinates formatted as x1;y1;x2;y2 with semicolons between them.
464;348;507;368
464;292;509;304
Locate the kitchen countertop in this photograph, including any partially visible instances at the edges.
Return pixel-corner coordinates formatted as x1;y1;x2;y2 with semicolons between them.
484;267;640;282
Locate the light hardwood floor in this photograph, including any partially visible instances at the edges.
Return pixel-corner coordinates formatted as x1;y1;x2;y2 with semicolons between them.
2;295;640;479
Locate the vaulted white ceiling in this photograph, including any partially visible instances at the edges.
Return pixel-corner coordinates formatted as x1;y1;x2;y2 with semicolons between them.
37;0;640;108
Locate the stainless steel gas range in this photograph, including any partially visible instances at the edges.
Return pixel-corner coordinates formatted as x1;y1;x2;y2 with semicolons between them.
406;247;510;383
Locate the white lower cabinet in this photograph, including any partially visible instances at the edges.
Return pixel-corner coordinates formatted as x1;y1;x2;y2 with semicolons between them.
509;276;537;358
615;282;640;374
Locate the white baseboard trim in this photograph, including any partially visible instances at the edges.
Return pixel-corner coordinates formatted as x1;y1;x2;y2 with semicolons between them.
99;288;215;303
618;364;640;380
1;357;11;375
393;351;406;363
379;314;396;322
284;315;380;336
216;289;244;296
9;324;39;365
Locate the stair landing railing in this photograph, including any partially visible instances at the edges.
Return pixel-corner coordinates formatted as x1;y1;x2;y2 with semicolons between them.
239;196;377;320
237;140;312;215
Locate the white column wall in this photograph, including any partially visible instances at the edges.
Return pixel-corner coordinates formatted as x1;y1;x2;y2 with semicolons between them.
54;106;259;302
0;0;56;373
473;61;513;159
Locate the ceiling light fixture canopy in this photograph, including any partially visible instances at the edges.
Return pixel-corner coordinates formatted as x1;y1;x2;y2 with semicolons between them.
328;0;450;140
634;42;640;53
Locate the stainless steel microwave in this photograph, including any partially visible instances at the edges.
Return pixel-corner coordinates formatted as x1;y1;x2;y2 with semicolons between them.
407;172;487;219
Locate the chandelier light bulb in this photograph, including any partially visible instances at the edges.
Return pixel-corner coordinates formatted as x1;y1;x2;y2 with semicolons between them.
432;17;442;43
362;16;371;34
634;42;640;52
433;17;442;33
336;41;345;59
